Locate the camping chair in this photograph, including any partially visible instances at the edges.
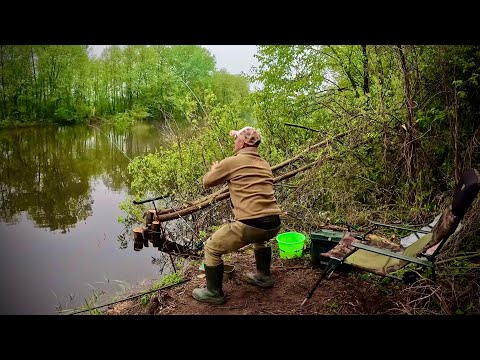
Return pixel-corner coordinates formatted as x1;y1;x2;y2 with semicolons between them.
301;168;480;306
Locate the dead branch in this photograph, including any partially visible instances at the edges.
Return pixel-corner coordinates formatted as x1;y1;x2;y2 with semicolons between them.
272;132;345;171
155;133;346;217
284;122;322;132
156;157;332;222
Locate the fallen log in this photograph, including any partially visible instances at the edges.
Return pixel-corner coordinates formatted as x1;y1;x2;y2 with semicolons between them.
156;156;333;222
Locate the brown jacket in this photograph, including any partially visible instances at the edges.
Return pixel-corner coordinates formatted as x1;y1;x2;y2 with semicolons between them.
203;147;282;220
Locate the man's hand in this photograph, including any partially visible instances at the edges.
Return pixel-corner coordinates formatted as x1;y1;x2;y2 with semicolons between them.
203;160;224;188
205;161;219;174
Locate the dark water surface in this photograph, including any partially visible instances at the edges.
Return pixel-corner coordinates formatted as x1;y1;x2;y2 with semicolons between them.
0;123;173;314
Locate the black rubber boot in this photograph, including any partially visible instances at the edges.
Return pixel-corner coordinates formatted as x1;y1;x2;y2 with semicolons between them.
245;247;273;288
192;262;226;304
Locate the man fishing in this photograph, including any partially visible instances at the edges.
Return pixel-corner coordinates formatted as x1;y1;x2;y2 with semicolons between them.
192;126;282;305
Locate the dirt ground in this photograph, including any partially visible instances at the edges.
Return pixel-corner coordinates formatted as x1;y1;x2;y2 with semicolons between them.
104;244;408;315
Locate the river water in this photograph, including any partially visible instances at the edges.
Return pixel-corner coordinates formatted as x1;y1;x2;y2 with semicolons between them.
0;122;178;314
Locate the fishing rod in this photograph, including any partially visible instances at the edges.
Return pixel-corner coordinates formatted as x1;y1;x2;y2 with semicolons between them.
66;278;191;315
132;194;172;205
132;194;171;213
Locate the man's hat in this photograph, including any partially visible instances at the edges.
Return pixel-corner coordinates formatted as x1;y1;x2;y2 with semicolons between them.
229;126;261;146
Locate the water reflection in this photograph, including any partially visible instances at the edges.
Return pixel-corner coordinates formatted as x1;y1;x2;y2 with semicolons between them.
0;123;164;231
0;122;178;314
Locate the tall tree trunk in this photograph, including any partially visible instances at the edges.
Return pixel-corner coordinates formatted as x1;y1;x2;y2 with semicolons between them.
465;127;480;170
328;46;359;97
42;80;47;116
362;45;370;96
128;81;132;110
48;54;58;117
452;77;461;182
397;45;417;183
0;45;7;118
439;47;461;181
374;46;388;176
30;47;38;119
345;66;359;98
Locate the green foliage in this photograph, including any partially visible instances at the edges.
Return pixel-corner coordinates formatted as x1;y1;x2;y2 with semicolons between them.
118;199;145;227
129;104;150;120
416;108;446;130
303;234;311;248
125;96;253;206
4;44;480;315
247;45;480;229
0;45;252;128
136;271;185;307
140;294;150;306
391;263;419;279
448;258;472;275
211;70;250;105
357;272;400;296
128;148;200;198
358;272;375;282
455;303;476;315
54;107;74;122
325;299;339;310
153;271;183;289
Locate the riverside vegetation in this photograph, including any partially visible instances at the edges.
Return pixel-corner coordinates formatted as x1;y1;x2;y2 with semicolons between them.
2;45;479;315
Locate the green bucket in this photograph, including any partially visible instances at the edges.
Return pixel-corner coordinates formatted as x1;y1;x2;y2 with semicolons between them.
276;232;306;259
